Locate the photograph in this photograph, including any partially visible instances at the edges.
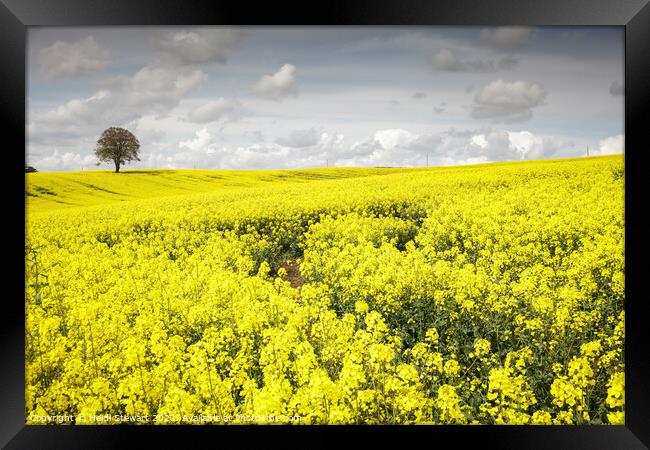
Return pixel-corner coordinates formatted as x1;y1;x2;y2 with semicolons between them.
23;24;626;427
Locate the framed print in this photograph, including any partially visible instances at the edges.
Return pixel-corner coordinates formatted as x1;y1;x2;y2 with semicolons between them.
3;0;649;447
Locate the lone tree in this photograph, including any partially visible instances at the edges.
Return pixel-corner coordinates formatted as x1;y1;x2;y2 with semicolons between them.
95;127;140;173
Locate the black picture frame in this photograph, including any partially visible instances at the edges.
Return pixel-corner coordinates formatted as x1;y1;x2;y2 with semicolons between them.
3;0;649;448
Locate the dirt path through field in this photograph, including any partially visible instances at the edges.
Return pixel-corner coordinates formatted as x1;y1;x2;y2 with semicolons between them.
279;258;303;289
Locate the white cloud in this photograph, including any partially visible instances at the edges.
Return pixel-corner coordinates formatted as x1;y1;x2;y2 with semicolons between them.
38;36;110;79
437;129;517;163
374;129;419;150
471;134;488;148
120;67;208;109
437;128;572;163
32;150;98;172
28;28;623;172
480;27;532;49
34;66;208;127
130;121;167;147
333;127;573;168
595;134;624;155
335;129;441;167
145;127;345;170
33;90;113;125
159;128;295;169
179;128;220;153
30;121;583;172
432;49;519;72
253;64;298;100
153;28;244;65
30;66;208;148
187;98;244;123
276;128;320;148
471;79;547;122
507;130;570;160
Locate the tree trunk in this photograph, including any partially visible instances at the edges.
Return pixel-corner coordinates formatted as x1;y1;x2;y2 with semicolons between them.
114;160;120;173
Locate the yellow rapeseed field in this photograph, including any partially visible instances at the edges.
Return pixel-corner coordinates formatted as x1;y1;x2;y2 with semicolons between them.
25;155;624;425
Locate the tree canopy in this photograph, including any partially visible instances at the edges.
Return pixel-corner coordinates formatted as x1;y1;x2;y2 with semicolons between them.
95;127;140;173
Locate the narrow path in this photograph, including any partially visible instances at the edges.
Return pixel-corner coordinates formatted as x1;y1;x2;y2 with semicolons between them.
279;258;303;289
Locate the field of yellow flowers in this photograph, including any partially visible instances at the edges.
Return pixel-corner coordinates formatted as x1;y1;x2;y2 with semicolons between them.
25;155;624;425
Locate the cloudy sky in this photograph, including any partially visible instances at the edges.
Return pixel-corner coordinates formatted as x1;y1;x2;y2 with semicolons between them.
27;26;624;171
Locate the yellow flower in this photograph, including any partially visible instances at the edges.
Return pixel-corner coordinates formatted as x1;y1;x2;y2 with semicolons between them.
606;372;625;409
435;384;466;424
473;338;491;358
24;156;624;425
443;359;460;377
